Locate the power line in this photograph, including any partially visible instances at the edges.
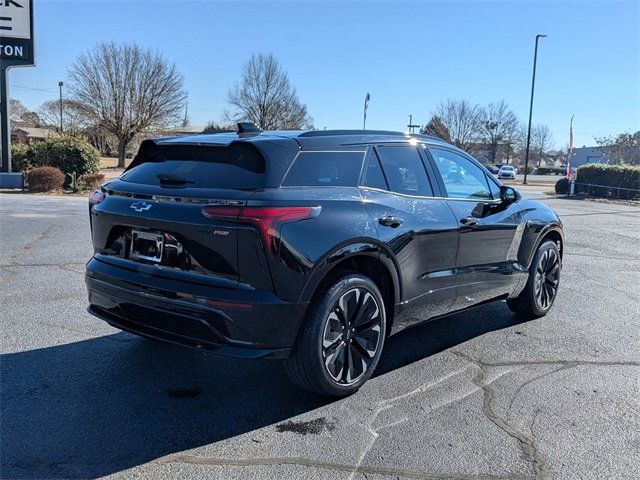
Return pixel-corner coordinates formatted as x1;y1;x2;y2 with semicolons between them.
10;84;57;93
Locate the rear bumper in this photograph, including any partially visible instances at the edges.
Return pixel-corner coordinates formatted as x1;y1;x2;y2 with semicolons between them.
85;257;308;359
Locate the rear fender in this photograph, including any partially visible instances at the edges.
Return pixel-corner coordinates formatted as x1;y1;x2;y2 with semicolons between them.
519;221;564;270
297;241;402;306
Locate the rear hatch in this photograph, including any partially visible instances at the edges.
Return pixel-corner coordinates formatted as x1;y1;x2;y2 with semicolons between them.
90;141;277;290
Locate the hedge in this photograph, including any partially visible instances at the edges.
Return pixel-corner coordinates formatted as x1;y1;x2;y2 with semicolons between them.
536;166;565;175
11;143;33;173
576;164;640;199
29;136;100;179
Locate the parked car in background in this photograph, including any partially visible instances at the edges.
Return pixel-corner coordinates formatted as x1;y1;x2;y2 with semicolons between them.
86;126;563;396
486;165;499;174
498;165;517;179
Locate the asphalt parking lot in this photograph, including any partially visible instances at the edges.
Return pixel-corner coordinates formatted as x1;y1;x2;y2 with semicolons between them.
1;189;639;480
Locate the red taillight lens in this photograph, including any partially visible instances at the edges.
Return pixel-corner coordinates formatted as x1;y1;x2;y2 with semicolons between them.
200;206;243;220
89;189;105;206
201;205;320;253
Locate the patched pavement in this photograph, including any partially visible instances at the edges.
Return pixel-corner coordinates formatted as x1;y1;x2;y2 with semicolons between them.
1;191;639;479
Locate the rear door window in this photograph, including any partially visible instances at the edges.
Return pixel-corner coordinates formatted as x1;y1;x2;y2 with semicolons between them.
121;143;266;190
376;146;434;196
282;151;365;187
361;150;388;190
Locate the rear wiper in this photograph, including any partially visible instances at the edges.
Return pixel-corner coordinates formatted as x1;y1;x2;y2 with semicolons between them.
157;173;195;185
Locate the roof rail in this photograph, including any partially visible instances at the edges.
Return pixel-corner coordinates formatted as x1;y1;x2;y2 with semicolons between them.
299;129;408;137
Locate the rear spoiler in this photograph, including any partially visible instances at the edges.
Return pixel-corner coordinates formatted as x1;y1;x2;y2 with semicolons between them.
125;139;159;173
124;140;267;176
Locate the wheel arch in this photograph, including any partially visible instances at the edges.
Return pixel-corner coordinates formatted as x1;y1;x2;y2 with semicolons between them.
525;223;564;269
298;243;401;333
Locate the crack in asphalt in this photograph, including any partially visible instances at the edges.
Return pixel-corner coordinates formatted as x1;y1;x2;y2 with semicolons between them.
346;367;474;480
454;355;640;369
562;252;640;261
560;210;640;217
8;223;55;264
451;351;640;480
153;453;526;480
451;351;550;479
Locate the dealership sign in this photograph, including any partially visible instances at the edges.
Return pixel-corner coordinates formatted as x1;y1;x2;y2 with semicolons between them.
0;0;33;65
1;0;34;173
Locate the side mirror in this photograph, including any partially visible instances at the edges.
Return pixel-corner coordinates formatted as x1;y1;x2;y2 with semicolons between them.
500;185;521;203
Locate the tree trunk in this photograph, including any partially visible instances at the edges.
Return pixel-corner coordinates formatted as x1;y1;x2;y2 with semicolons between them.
117;138;128;169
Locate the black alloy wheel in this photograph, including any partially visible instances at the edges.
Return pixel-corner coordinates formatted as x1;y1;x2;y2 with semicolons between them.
322;287;383;385
285;273;386;397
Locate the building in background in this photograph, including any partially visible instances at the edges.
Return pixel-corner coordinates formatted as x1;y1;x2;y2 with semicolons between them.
11;127;60;145
569;147;607;167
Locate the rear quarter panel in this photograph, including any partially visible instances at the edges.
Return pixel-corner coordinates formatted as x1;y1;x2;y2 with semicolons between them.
517;199;564;269
250;187;382;303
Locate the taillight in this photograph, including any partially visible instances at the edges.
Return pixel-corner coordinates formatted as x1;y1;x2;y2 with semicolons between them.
89;189;106;206
201;205;320;253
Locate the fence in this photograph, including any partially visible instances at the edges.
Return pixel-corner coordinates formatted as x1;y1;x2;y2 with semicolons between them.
574;182;640;200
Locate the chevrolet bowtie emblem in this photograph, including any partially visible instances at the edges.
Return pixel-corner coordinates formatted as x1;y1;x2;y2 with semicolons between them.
130;201;153;212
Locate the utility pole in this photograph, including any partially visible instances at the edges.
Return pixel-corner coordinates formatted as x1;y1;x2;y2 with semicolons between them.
58;81;64;134
407;114;420;134
523;34;547;185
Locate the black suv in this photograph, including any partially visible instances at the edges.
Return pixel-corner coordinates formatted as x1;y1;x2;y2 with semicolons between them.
86;125;563;396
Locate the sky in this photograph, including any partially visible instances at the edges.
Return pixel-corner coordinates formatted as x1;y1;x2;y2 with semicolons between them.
7;0;640;149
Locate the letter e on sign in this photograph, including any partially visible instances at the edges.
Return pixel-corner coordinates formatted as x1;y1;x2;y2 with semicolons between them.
0;0;31;39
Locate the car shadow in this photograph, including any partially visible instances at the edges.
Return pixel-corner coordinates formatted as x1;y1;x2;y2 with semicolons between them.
1;301;528;479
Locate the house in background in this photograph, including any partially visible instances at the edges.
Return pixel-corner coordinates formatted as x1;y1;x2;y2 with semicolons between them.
11;127;60;145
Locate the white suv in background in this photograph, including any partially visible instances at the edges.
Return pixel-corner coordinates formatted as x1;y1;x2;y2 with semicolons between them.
498;165;517;179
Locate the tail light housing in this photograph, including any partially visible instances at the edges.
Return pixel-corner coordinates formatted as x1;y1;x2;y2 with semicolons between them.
201;205;321;253
89;189;106;206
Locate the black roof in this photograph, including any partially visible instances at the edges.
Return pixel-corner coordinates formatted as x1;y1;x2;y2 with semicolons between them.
153;129;451;149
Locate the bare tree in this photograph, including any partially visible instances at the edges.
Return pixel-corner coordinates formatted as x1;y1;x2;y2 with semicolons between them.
226;53;312;130
9;99;39;126
595;131;640;166
38;99;91;134
421;115;451;142
433;99;484;151
69;42;186;168
532;124;554;167
481;100;519;163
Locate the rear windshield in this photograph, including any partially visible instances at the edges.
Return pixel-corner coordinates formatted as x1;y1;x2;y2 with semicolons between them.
282;151;365;187
121;143;266;190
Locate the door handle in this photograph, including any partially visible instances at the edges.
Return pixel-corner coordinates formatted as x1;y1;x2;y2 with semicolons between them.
460;216;479;227
379;216;403;228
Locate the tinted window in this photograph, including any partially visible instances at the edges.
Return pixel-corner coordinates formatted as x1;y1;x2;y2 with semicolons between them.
361;151;388;190
376;146;433;196
283;151;365;187
429;148;492;200
121;143;266;190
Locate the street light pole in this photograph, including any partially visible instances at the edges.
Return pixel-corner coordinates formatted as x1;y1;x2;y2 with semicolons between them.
58;81;64;134
523;34;547;185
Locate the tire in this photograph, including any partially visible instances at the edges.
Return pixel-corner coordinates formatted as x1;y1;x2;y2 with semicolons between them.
285;273;387;397
507;240;561;318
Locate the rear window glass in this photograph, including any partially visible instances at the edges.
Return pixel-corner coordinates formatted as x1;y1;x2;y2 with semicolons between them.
376;146;434;196
282;151;365;187
121;143;266;190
